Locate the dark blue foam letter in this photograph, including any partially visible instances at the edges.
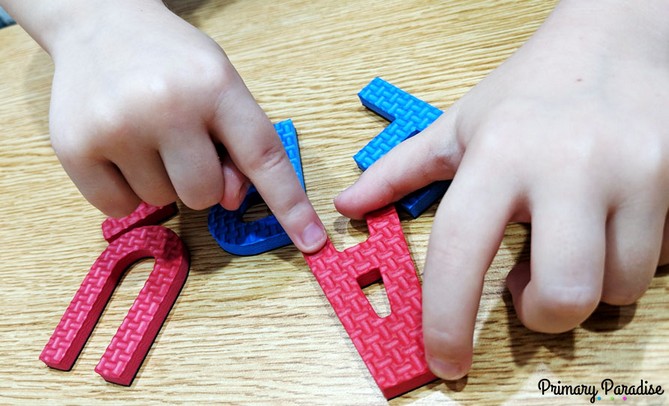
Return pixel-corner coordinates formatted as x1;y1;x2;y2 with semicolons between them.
208;120;305;255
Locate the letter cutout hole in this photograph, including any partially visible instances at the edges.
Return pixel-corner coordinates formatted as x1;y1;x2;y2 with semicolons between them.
40;203;189;385
303;206;436;398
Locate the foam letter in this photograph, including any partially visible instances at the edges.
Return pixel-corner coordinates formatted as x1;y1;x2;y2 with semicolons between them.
303;206;436;398
355;77;450;217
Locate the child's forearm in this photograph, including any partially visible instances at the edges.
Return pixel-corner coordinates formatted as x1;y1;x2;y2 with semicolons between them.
0;0;166;56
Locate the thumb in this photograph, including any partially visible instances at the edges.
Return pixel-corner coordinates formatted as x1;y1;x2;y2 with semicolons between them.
335;109;462;219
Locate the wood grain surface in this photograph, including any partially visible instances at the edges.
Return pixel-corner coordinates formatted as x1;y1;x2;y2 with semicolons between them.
1;0;667;404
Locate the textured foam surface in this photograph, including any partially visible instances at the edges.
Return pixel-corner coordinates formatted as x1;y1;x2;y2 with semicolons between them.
41;203;190;386
102;202;178;243
303;206;436;398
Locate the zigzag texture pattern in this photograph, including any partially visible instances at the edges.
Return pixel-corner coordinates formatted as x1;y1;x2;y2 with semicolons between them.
39;226;190;386
354;77;450;218
208;119;304;255
303;206;436;399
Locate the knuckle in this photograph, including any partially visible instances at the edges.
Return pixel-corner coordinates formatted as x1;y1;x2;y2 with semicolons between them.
100;198;140;219
84;101;135;150
50;135;78;165
467;129;519;175
533;285;600;329
430;141;460;176
175;165;224;210
185;47;237;97
85;185;140;218
368;171;403;204
51;134;100;175
470;130;507;157
248;141;289;176
180;186;222;211
50;120;99;163
206;55;237;91
140;189;178;209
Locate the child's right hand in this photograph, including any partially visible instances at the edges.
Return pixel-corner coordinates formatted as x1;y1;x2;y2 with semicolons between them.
40;1;326;252
335;0;669;380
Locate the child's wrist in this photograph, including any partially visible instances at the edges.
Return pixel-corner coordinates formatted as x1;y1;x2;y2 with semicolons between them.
18;0;168;59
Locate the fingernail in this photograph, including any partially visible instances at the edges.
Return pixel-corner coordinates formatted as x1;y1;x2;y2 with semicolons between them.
300;221;327;251
428;356;464;380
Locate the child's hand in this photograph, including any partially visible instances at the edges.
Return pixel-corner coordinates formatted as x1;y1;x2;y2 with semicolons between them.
336;1;669;379
40;1;326;252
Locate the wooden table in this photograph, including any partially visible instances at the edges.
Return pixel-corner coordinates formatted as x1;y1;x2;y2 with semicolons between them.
1;1;667;404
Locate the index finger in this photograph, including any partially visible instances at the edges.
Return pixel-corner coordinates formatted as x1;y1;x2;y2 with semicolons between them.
211;74;326;253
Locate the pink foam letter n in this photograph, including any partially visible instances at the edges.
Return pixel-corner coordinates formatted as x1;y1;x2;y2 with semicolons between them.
40;203;189;385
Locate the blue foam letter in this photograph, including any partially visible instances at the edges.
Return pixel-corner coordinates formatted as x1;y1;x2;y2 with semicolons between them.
355;77;450;218
208;120;304;255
